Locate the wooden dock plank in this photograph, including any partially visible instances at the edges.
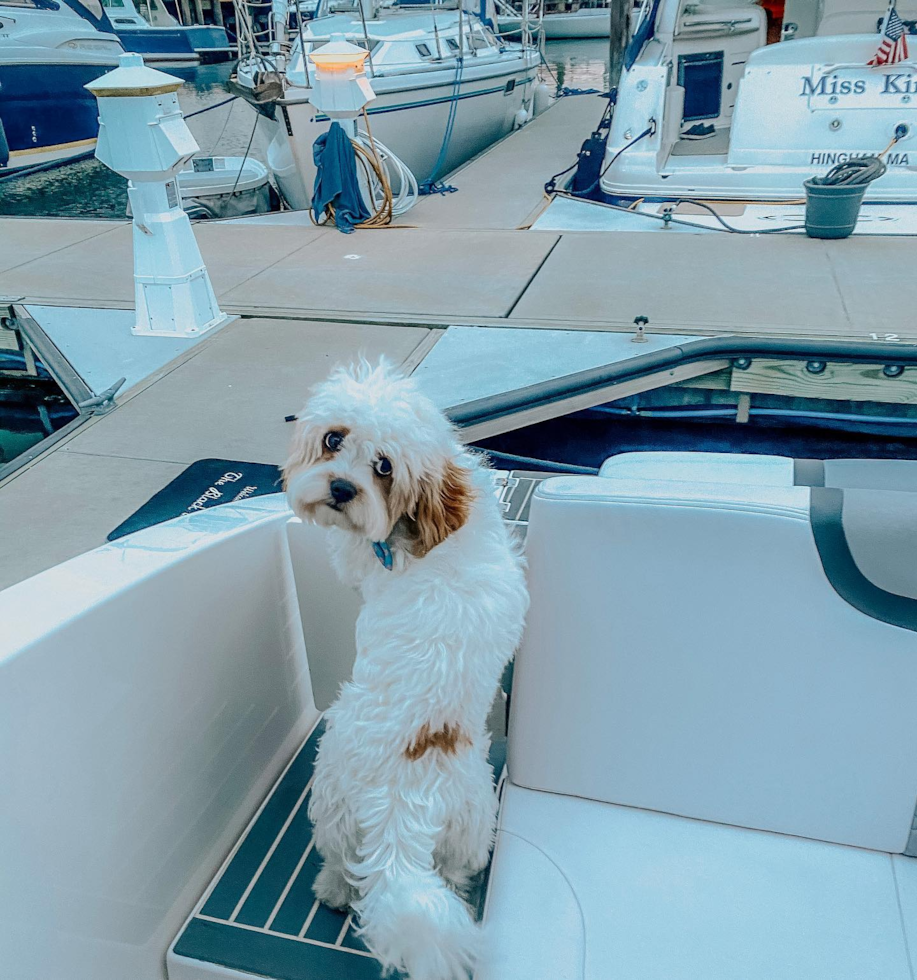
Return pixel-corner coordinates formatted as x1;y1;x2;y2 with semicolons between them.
0;218;122;277
507;231;917;341
219;229;559;320
730;360;917;405
0;215;914;341
0;452;186;592
0;317;432;589
56;317;431;466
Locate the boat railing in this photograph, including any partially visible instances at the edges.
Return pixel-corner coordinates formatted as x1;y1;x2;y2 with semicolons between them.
492;0;542;44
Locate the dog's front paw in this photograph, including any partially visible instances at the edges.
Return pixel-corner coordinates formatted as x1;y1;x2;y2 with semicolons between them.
314;864;357;910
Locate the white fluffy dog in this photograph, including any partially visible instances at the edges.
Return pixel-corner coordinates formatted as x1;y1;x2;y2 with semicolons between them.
283;361;529;980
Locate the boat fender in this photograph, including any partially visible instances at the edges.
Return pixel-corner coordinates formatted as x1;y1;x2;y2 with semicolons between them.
0;116;8;169
533;82;553;116
571;131;607;196
513;108;530;130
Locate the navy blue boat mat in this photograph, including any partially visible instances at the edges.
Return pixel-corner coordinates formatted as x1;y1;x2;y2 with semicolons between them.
107;459;283;541
173;717;506;980
108;459;548;541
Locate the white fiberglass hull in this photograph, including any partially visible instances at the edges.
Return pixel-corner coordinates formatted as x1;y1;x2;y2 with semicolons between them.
601;33;917;205
499;8;610;38
267;55;539;210
599;154;917;204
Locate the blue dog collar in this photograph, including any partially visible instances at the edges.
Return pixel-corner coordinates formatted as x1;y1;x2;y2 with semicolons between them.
372;540;393;570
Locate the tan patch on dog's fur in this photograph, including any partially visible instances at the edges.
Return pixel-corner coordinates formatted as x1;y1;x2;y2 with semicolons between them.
404;723;472;761
405;460;475;559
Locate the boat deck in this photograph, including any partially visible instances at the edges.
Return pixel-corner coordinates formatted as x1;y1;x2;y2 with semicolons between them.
169;716;506;980
1;94;916;592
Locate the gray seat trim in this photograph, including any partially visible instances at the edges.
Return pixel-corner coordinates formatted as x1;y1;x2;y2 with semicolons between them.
810;488;917;633
793;458;826;488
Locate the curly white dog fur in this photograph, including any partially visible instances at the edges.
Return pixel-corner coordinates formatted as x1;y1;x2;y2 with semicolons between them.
283;361;529;980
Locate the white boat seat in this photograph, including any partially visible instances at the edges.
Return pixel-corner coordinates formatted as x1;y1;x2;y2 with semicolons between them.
477;782;917;980
599;450;917;492
509;476;917;852
598;453;917;603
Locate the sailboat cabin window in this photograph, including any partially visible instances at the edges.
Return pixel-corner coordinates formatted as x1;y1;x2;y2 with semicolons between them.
446;37;459;51
415;42;432;57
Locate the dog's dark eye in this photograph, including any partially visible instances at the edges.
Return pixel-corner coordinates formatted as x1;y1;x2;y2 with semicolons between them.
324;431;345;452
374;456;392;477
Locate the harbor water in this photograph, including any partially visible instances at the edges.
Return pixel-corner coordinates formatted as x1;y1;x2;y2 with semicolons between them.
0;39;610;219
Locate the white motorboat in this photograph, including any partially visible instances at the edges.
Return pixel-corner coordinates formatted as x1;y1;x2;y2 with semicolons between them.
6;333;917;980
0;0;123;172
597;0;917;205
100;0;233;64
497;0;611;39
231;0;541;209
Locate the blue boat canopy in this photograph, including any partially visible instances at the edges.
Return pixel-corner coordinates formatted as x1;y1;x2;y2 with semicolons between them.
624;0;662;70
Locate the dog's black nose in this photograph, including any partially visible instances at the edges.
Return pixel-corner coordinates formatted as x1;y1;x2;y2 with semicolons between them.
329;479;357;504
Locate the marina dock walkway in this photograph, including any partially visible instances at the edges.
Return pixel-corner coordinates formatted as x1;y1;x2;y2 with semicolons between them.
402;92;605;230
1;95;915;588
1;211;913;339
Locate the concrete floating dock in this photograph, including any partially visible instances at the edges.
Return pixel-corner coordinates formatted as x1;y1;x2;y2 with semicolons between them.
1;211;914;339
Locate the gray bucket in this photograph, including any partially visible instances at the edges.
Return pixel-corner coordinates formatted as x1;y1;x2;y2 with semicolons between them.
803;179;867;240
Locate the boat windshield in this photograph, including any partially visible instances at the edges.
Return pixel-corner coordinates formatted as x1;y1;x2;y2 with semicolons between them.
71;0;106;18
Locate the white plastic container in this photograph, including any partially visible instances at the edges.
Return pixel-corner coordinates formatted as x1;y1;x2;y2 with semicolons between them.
177;156;275;218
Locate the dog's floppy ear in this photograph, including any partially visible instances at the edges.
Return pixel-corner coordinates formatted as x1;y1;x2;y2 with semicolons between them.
282;418;322;489
408;459;475;558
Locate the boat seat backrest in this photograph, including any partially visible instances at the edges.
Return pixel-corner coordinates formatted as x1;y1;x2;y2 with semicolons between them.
599;450;917;492
509;476;917;853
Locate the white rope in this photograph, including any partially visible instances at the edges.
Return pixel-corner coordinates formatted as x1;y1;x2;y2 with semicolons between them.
354;130;419;217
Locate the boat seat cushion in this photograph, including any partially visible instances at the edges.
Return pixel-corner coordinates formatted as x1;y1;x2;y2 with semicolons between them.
476;783;917;980
510;476;917;851
599;450;917;491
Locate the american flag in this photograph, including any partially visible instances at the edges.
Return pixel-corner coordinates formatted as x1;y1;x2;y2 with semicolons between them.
869;2;909;66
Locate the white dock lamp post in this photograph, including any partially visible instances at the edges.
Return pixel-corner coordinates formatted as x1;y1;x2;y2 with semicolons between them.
307;35;376;134
86;53;230;338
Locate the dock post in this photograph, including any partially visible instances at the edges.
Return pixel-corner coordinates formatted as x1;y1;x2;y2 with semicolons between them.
86;55;231;339
608;0;628;89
